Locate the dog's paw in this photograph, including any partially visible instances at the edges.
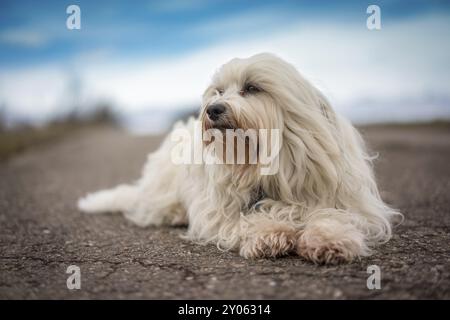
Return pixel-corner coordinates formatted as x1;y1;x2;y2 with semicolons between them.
239;231;296;259
295;230;363;265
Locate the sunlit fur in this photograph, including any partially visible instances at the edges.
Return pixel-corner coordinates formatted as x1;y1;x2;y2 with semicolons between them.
78;53;401;264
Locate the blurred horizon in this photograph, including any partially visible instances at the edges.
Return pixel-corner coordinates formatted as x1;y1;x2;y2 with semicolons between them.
1;0;450;134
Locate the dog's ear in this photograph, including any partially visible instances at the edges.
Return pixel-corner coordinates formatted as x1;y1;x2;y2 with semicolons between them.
262;104;341;206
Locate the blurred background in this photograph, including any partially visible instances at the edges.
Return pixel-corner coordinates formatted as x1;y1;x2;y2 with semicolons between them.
1;0;450;156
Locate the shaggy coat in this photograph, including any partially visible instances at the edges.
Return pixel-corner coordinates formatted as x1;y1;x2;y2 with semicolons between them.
78;53;401;264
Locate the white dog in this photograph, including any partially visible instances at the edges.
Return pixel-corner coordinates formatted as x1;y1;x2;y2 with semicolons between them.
78;53;401;264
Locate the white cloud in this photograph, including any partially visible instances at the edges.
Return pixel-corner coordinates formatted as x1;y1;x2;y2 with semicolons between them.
0;29;49;47
0;66;69;122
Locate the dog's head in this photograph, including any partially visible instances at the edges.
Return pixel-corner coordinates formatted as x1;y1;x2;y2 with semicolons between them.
201;53;334;133
200;53;342;203
201;53;281;132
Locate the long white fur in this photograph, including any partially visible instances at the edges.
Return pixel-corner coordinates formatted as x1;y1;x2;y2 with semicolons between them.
78;53;401;264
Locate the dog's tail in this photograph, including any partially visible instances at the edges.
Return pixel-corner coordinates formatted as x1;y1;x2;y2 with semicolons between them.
77;184;139;214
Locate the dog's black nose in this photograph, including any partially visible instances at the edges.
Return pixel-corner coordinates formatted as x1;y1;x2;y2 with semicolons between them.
206;104;226;121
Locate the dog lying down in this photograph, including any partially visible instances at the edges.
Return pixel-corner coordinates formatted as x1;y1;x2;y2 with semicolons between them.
78;53;401;264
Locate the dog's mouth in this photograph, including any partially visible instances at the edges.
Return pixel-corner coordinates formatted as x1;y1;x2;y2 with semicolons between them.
204;118;236;132
210;123;235;131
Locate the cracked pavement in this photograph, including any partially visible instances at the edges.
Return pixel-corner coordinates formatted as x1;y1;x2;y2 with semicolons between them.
0;124;449;299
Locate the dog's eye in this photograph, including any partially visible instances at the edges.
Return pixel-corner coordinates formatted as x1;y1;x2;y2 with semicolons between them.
216;88;224;95
241;84;260;96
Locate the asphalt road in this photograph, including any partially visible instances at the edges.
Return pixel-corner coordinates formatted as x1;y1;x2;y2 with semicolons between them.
0;124;449;299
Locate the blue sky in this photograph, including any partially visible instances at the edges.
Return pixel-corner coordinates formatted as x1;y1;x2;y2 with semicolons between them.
1;0;449;67
1;0;450;132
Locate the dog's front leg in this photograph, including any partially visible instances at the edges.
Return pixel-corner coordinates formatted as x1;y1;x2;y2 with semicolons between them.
295;210;370;264
239;204;299;259
239;203;369;264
